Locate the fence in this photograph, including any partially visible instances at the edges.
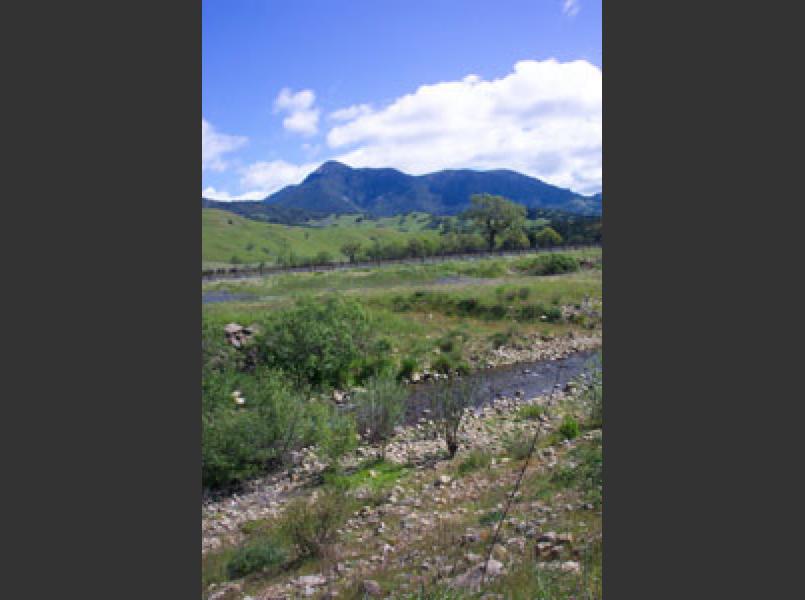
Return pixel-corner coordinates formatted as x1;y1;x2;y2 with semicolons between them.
201;243;602;281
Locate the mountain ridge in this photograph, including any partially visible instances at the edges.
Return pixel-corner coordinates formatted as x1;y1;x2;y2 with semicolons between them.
259;161;601;216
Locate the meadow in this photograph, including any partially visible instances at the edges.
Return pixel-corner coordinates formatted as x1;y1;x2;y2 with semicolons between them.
201;249;602;599
203;208;442;268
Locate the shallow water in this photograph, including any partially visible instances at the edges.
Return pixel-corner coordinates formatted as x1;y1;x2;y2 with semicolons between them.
403;348;601;423
201;291;258;304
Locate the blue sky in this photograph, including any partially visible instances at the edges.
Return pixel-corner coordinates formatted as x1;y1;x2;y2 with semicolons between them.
202;0;602;200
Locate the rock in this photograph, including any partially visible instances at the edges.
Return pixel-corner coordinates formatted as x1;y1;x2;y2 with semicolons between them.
224;323;244;335
538;532;557;543
362;580;382;597
560;560;580;573
484;558;504;577
435;474;452;487
297;574;326;587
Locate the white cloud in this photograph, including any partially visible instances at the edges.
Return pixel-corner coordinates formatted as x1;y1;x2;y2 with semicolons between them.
202;118;247;172
562;0;580;18
326;59;602;194
273;88;320;136
202;187;266;202
239;160;319;196
329;103;373;121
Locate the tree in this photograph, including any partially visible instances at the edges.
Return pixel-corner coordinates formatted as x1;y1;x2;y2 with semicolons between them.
340;241;362;263
462;194;527;250
501;229;531;250
534;226;563;248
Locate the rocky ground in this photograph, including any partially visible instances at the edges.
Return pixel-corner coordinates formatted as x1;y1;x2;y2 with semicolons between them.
203;366;602;600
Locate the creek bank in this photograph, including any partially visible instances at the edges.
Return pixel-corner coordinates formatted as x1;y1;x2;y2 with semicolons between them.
202;356;600;556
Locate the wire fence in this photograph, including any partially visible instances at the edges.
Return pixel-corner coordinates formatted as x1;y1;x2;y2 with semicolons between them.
202;243;602;281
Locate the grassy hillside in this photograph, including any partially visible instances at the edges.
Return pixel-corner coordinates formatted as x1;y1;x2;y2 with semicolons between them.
202;208;441;267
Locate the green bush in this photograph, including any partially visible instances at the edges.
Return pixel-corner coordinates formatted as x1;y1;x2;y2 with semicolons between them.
256;296;372;388
520;253;579;276
280;487;352;559
226;538;286;579
398;356;419;381
457;448;491;476
559;416;580;440
518;404;546;420
202;368;341;489
551;440;602;506
479;509;504;526
428;378;477;458
504;434;534;460
354;375;407;451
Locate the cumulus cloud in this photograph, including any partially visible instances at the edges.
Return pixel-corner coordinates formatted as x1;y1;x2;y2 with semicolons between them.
239;160;319;196
562;0;580;18
328;103;373;121
202;187;266;202
202;118;247;172
327;59;602;194
273;88;320;135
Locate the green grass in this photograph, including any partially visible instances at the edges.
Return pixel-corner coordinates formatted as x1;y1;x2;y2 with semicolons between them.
323;458;409;492
203;208;441;267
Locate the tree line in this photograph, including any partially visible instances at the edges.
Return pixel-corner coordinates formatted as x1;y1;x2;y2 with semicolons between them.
335;194;594;264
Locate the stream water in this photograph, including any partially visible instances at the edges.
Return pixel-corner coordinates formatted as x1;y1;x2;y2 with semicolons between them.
403;348;601;424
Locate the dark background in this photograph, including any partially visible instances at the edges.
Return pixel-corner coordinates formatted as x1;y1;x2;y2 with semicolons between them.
2;1;800;597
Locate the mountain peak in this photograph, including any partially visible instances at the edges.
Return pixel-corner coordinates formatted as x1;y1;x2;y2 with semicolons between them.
311;160;350;175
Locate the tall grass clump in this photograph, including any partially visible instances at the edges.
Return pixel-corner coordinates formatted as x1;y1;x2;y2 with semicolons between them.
354;375;407;457
428;378;477;458
280;487;353;559
225;538;286;579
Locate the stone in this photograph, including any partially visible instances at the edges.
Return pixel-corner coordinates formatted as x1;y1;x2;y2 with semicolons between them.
560;560;580;573
297;574;326;587
362;580;382;597
484;558;504;577
538;532;558;544
435;474;452;486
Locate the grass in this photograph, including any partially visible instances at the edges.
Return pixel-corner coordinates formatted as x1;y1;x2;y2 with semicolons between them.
203;208;441;266
323;458;409;493
518;404;547;421
203;253;601;388
456;448;492;476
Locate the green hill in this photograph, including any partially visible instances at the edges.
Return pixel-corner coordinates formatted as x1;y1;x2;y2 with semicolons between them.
202;209;441;267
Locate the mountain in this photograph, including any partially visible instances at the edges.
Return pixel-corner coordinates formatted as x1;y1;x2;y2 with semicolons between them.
261;161;601;216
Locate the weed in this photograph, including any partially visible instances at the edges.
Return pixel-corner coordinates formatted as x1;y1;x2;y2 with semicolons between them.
226;537;286;579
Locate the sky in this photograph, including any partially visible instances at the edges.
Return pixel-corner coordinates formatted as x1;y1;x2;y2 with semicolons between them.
202;0;602;201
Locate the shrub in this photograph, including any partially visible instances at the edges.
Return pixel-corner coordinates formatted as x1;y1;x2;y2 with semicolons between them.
202;368;338;489
354;375;407;455
518;404;546;420
479;510;504;526
256;296;372;388
316;408;358;472
428;378;477;458
457;448;491;476
559;416;580;440
280;488;352;559
551;440;602;507
504;434;534;460
226;538;286;579
398;356;419;381
520;253;579;276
